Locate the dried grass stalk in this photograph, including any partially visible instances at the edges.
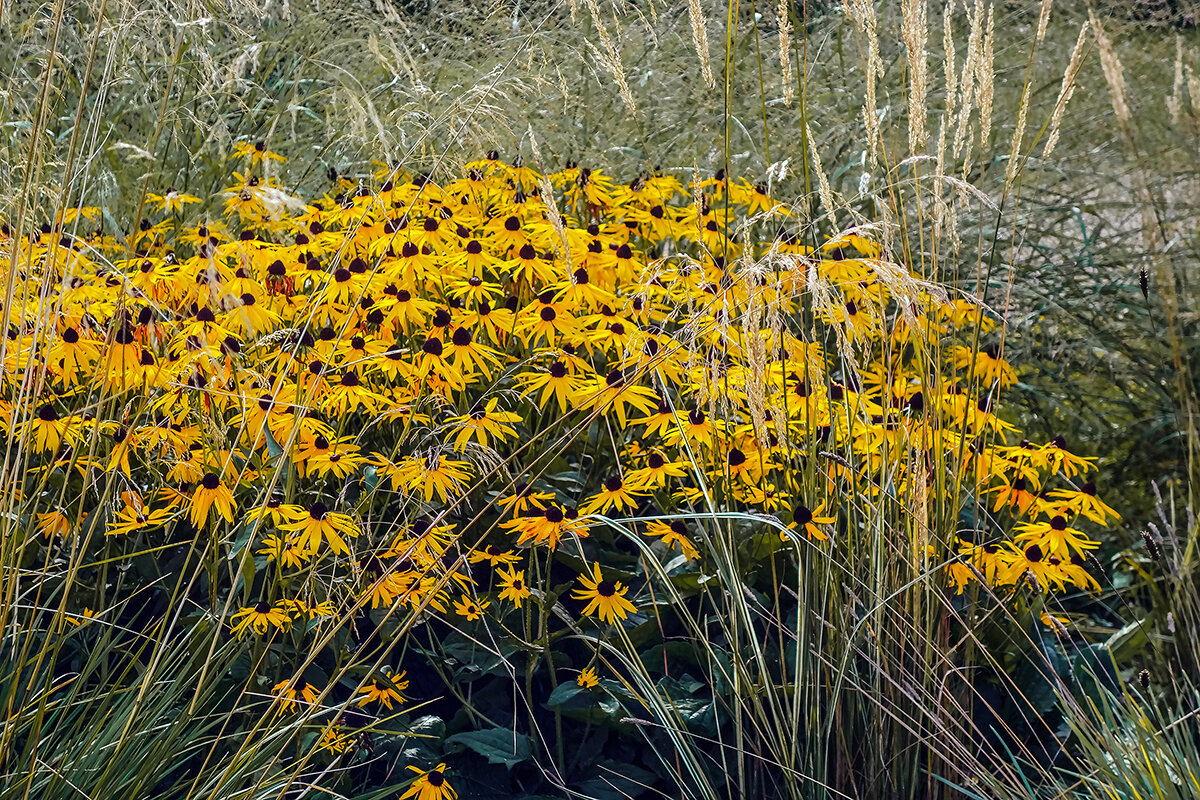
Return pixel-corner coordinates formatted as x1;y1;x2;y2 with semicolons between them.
688;0;715;89
1043;22;1089;159
902;0;929;154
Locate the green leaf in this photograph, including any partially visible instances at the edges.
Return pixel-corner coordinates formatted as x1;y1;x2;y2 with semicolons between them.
546;680;585;708
445;728;532;769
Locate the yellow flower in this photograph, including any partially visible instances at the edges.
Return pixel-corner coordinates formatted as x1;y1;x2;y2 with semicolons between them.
645;520;700;561
576;666;600;689
496;564;531;609
1047;481;1120;525
444;398;520;451
280;502;360;556
105;505;174;536
256;534;312;569
789;501;835;541
271;679;319;713
571;563;637;624
400;764;457;800
189;472;237;529
579;474;642;515
35;509;72;539
229;601;291;637
1013;513;1099;560
453;595;489;621
393;452;473;503
146;188;201;214
356;670;409;710
25;403;76;453
316;722;352;755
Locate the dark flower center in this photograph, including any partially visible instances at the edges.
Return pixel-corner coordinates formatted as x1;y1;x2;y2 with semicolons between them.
201;472;220;490
596;580;616;597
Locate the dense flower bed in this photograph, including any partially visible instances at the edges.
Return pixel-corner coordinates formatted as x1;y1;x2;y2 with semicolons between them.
0;146;1117;793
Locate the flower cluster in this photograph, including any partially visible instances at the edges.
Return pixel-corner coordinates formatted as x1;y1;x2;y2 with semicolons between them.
1;145;1115;778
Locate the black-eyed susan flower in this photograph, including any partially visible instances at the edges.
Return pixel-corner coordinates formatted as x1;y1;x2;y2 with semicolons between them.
496;564;531;609
105;504;173;536
581;368;660;429
1040;435;1097;479
516;359;589;414
579;474;642;515
1001;543;1060;592
271;679;319;713
625;450;688;490
469;544;522;567
35;508;72;539
147;188;202;214
495;482;554;516
256;534;312;569
953;343;1017;389
1013;514;1099;559
280;502;360;556
572;563;637;624
316;722;352;755
645;519;700;560
400;764;457;800
26;403;76;453
445;398;520;451
789;501;835;541
988;475;1039;516
453;595;489;620
1047;481;1120;525
576;666;600;689
189;472;237;528
230;601;291;637
356;669;409;710
393;452;472;503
